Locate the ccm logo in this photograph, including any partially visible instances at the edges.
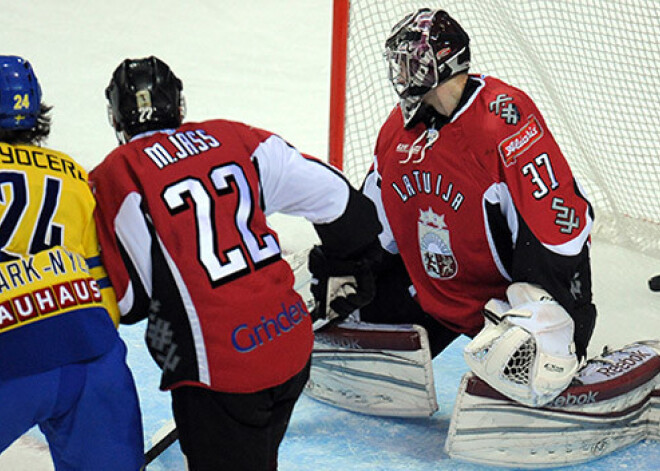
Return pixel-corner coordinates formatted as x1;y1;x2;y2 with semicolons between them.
543;363;565;373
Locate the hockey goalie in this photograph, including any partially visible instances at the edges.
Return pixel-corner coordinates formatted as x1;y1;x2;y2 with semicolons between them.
303;6;659;467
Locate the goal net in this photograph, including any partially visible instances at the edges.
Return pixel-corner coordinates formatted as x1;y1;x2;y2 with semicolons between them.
328;0;660;258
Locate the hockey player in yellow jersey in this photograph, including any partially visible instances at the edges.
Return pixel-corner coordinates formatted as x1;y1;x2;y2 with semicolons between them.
0;56;144;470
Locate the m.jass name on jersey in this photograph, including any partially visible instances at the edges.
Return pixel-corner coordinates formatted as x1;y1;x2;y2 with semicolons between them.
143;129;221;169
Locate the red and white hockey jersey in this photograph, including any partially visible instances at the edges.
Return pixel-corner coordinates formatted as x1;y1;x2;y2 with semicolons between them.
90;120;354;393
364;75;595;339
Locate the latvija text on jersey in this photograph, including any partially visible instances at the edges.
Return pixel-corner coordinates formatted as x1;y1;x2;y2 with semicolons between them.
391;169;465;211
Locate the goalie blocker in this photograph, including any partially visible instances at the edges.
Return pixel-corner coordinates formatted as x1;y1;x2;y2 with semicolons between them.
446;341;660;468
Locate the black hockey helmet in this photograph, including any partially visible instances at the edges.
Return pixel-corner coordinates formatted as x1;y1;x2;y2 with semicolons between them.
385;9;470;126
106;56;184;138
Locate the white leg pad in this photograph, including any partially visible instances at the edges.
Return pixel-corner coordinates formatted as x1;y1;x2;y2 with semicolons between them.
446;342;660;468
305;321;438;417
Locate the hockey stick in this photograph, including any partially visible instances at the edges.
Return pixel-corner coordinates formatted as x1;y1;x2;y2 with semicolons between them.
144;424;179;467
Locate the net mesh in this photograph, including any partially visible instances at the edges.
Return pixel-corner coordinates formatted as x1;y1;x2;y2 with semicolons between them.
337;1;660;257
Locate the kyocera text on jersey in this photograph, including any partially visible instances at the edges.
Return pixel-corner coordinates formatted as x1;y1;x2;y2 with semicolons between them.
231;300;308;353
0;144;86;181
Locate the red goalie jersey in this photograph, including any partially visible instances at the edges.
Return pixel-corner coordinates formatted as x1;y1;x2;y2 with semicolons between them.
90;120;357;393
363;75;596;354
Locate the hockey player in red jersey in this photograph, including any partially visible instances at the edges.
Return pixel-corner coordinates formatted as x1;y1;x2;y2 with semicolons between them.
89;56;381;470
363;7;596;358
0;56;144;470
309;8;597;406
307;9;658;469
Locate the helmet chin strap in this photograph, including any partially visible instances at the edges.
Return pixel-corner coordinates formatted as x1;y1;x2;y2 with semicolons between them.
179;95;187;121
107;106;128;144
115;129;129;145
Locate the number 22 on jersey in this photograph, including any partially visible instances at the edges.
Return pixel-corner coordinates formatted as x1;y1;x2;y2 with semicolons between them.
162;163;281;286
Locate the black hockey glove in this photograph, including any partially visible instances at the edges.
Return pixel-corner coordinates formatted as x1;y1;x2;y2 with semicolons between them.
308;243;381;323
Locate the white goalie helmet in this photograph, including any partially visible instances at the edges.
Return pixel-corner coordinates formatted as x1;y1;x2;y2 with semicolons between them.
464;283;579;407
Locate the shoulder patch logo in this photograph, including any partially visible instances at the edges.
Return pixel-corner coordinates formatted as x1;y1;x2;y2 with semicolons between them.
418;208;457;279
489;94;520;125
498;115;544;167
551;197;581;234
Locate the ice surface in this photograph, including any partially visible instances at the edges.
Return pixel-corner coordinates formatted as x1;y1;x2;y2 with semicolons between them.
0;1;658;469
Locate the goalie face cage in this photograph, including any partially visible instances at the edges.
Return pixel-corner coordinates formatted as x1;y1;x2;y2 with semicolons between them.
328;0;660;258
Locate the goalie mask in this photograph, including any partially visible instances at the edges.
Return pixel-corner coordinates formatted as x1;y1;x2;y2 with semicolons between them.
385;9;470;127
464;283;579;407
106;56;185;142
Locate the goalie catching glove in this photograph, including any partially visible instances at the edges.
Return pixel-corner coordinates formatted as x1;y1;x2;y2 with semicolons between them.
463;282;579;407
308;243;381;323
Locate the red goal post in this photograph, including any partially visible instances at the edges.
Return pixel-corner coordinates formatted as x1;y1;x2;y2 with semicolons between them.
328;0;350;172
327;0;660;258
